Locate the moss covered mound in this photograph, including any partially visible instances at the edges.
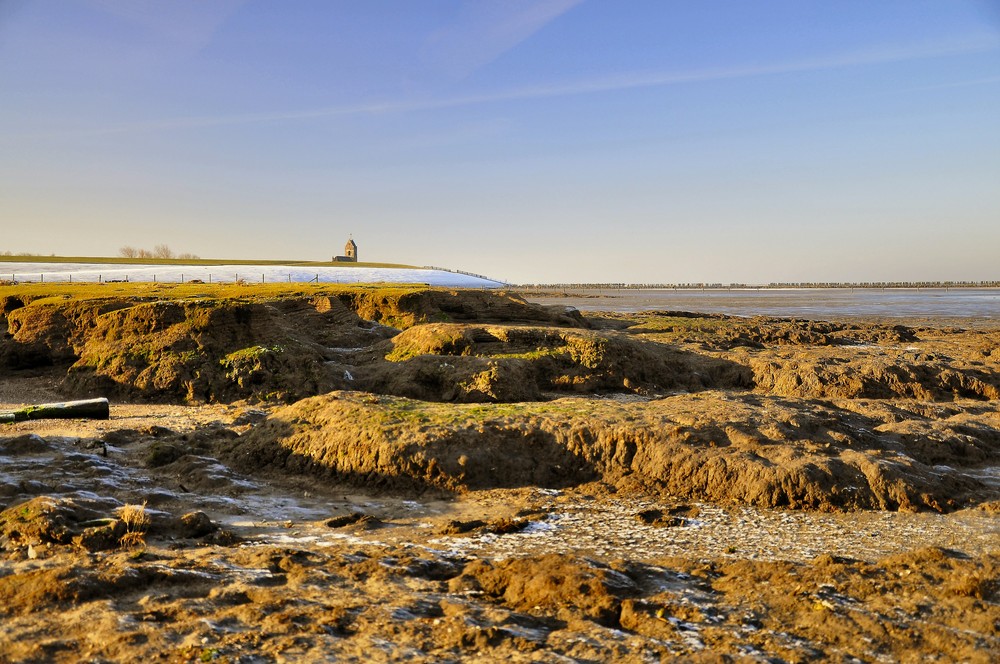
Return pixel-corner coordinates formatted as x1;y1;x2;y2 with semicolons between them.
226;391;998;511
0;287;586;403
2;299;134;368
3;284;998;406
60;300;356;402
745;353;1000;400
359;323;753;402
332;289;588;329
622;314;1000;401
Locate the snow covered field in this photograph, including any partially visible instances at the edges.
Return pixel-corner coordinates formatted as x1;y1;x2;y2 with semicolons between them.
1;263;504;288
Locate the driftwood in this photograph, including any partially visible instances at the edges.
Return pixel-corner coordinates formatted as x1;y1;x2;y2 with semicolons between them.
0;398;110;423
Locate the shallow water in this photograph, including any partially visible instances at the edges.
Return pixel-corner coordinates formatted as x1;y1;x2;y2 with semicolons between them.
523;288;1000;324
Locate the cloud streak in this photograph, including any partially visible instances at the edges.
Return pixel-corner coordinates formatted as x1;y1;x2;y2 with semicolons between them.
83;0;246;54
9;32;999;141
422;0;584;81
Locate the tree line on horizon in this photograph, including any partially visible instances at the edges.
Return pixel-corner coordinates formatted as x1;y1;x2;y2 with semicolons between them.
118;245;199;260
1;246;201;260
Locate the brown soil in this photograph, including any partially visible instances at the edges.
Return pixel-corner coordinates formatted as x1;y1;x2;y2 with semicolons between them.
228;390;997;512
1;286;998;661
4;288;998;407
358;323;753;401
0;288;583;403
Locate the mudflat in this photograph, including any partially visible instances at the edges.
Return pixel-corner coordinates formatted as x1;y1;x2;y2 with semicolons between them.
1;284;997;662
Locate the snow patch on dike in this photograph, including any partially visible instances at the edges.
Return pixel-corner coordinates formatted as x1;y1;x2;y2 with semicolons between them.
1;262;505;288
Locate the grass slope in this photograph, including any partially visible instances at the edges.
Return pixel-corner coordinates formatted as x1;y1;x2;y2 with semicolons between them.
0;281;437;303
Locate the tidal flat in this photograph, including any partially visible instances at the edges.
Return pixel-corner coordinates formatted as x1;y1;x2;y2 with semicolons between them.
0;284;997;662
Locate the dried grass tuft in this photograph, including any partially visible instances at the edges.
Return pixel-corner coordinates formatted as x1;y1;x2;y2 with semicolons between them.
117;502;150;549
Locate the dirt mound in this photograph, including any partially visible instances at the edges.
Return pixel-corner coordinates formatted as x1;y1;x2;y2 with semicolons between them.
440;547;999;662
618;312;1000;401
226;391;999;511
333;288;588;329
721;318;918;348
226;393;597;494
748;353;1000;400
0;551;215;617
362;353;546;402
616;311;918;347
0;496;109;545
696;547;1000;662
452;554;637;626
0;288;587;403
357;323;753;402
1;299;132;368
0;494;225;552
60;300;353;402
4;289;997;406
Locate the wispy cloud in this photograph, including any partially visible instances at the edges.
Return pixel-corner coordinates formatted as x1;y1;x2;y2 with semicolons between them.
481;33;1000;102
889;74;1000;94
9;32;999;140
421;0;584;81
83;0;246;54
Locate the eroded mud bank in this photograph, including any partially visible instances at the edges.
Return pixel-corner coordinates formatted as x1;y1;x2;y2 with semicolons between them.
1;285;997;661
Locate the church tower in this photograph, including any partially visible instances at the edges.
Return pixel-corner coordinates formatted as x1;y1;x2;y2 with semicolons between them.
344;237;357;262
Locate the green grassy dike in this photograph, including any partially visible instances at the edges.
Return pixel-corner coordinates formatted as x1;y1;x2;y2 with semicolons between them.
0;281;437;303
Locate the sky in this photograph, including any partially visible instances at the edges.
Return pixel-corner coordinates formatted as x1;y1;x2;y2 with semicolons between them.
1;0;999;284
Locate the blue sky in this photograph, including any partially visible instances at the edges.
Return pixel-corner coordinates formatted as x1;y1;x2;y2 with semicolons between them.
1;0;998;283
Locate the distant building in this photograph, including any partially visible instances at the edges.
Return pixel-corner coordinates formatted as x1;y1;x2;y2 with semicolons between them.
333;237;358;262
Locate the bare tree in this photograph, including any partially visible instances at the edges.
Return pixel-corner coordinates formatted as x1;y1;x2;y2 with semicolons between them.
137;249;153;258
119;246;139;258
152;244;174;259
176;252;201;260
